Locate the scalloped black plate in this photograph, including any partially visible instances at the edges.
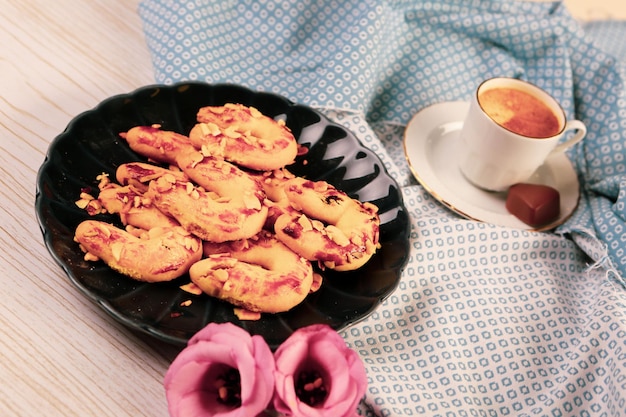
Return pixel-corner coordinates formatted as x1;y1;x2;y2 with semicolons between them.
35;82;410;348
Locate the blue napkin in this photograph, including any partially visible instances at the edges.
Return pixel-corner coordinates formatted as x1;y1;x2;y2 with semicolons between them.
584;20;626;66
139;0;626;284
139;1;626;415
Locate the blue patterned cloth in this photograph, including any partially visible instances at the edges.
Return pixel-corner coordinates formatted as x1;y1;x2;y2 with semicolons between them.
139;1;626;415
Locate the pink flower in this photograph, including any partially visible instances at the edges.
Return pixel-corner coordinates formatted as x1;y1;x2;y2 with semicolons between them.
164;322;275;417
272;324;367;417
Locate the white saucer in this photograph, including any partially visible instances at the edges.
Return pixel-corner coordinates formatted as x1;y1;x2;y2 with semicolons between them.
403;101;580;231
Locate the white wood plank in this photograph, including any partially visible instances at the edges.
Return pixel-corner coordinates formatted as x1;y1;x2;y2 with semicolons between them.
0;0;177;415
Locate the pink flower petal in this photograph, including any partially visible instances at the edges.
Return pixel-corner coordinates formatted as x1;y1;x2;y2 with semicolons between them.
164;323;275;417
189;322;253;350
272;324;367;417
273;372;298;413
275;338;310;374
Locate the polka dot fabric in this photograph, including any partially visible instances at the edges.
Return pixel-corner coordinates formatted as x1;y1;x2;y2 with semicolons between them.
139;1;626;415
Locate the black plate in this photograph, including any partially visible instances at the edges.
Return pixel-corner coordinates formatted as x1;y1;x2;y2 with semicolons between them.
35;82;410;348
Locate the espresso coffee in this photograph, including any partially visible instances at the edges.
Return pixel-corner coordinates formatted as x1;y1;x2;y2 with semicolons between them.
478;87;562;138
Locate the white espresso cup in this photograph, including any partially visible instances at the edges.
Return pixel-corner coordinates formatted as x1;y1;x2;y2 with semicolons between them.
458;77;586;191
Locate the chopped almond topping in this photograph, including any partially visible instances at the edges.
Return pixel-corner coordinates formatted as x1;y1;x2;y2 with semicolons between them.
214;269;229;282
190;152;204;168
311;219;324;231
98;224;112;238
209;106;226;114
200;144;212;157
84;252;100;262
220;162;231;176
163;173;177;184
75;199;90;209
206;122;221;136
234;308;261;321
125;225;145;239
223;125;241;139
184;236;200;252
297;214;313;232
352;251;365;259
326;225;350;246
79;192;94;201
180;282;203;295
258;138;272;149
110;242;123;262
96;173;111;189
242;193;262;210
80;228;99;238
240;134;254;146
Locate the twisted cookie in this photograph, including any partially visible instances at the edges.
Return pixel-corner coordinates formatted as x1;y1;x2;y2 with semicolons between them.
174;148;266;212
190;232;314;313
274;177;380;271
145;175;268;243
120;125;195;165
115;162;189;190
98;184;179;231
74;221;202;283
189;103;297;171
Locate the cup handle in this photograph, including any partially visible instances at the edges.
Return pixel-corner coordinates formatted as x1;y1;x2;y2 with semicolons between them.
550;119;586;155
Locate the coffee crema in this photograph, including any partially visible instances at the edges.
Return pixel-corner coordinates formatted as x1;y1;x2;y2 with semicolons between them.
478;87;561;138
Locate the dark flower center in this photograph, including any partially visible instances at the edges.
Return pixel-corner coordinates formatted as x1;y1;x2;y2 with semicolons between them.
214;368;241;407
295;370;327;407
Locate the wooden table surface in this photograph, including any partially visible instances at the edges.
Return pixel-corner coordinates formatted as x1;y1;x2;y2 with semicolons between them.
564;0;626;20
0;0;621;416
1;1;177;416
